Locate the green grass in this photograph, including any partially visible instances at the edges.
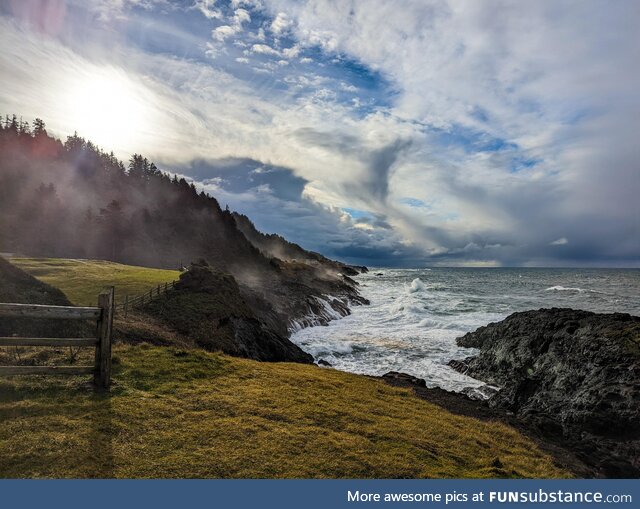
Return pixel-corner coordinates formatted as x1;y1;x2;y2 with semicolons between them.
9;258;180;306
0;345;569;479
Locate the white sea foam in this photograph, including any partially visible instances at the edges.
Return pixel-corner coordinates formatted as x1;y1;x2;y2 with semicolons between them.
408;278;426;293
287;294;350;332
291;268;640;394
545;285;586;292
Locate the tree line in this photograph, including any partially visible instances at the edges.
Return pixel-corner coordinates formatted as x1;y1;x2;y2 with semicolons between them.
0;114;267;273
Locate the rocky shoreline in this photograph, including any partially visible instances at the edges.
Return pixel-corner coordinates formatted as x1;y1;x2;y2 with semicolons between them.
120;259;368;364
435;308;639;478
267;286;639;478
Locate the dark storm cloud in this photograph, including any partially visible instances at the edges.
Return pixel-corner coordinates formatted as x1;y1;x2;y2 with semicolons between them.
173;157;416;266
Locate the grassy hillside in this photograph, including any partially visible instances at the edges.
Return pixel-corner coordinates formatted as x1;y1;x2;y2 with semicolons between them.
0;257;569;478
9;258;180;306
0;344;568;479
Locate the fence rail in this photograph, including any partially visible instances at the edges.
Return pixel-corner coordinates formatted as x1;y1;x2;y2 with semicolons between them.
117;280;178;316
0;337;98;347
0;287;114;390
0;303;101;320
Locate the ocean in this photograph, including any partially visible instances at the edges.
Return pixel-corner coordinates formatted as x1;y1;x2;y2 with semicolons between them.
291;268;640;392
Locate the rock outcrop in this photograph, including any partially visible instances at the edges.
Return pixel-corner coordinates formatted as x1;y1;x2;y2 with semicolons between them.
143;261;314;364
231;213;369;331
450;308;640;477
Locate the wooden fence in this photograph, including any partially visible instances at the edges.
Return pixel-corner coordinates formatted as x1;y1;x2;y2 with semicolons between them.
0;287;115;390
117;280;177;316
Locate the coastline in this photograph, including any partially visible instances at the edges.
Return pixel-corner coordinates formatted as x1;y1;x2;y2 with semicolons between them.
3;256;638;478
292;271;640;478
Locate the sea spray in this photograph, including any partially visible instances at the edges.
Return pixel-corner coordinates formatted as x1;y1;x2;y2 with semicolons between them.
291;267;640;393
408;277;426;293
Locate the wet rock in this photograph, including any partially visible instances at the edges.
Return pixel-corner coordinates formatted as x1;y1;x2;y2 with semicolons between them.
451;308;640;478
317;359;333;367
447;359;471;375
382;371;427;387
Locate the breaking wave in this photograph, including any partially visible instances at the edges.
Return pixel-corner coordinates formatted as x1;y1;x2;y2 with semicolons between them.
291;268;640;394
545;285;586;292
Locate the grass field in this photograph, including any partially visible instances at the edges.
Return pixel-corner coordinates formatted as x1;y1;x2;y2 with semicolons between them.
0;344;569;479
9;258;180;306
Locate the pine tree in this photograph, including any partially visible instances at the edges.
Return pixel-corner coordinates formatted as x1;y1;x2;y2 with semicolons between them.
128;154;145;180
32;118;46;137
8;114;18;132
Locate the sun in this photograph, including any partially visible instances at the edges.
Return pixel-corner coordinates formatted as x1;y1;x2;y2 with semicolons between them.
65;67;152;153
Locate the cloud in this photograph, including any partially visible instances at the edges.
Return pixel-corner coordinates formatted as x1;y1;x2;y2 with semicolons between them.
282;44;300;59
66;0;171;21
191;0;221;20
211;7;251;42
250;43;280;56
170;158;418;265
212;24;237;41
270;12;291;35
1;1;638;266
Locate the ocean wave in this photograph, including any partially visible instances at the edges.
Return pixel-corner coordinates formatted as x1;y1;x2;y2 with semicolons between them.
545;285;586;293
292;268;639;394
287;294;350;332
418;318;463;330
418;318;441;328
408;278;426;293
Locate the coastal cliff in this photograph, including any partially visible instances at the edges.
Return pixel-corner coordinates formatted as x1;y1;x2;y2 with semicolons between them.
140;261;314;363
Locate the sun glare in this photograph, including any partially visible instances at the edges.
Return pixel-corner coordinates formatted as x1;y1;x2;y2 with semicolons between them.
65;68;152;153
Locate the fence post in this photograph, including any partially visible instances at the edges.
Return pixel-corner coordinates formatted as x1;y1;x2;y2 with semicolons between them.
94;286;114;390
124;295;129;318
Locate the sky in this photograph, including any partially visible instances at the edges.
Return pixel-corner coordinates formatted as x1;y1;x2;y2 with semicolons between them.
1;0;639;267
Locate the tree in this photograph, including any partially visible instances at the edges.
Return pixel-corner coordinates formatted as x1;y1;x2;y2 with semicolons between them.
8;114;18;133
128;154;146;180
64;132;85;153
98;200;125;260
32;118;46;137
18;117;31;136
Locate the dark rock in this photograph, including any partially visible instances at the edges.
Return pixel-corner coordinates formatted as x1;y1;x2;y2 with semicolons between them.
375;273;384;276
382;371;427;387
317;359;333;367
447;358;471;375
144;261;313;364
231;212;369;332
342;275;359;286
451;308;640;478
